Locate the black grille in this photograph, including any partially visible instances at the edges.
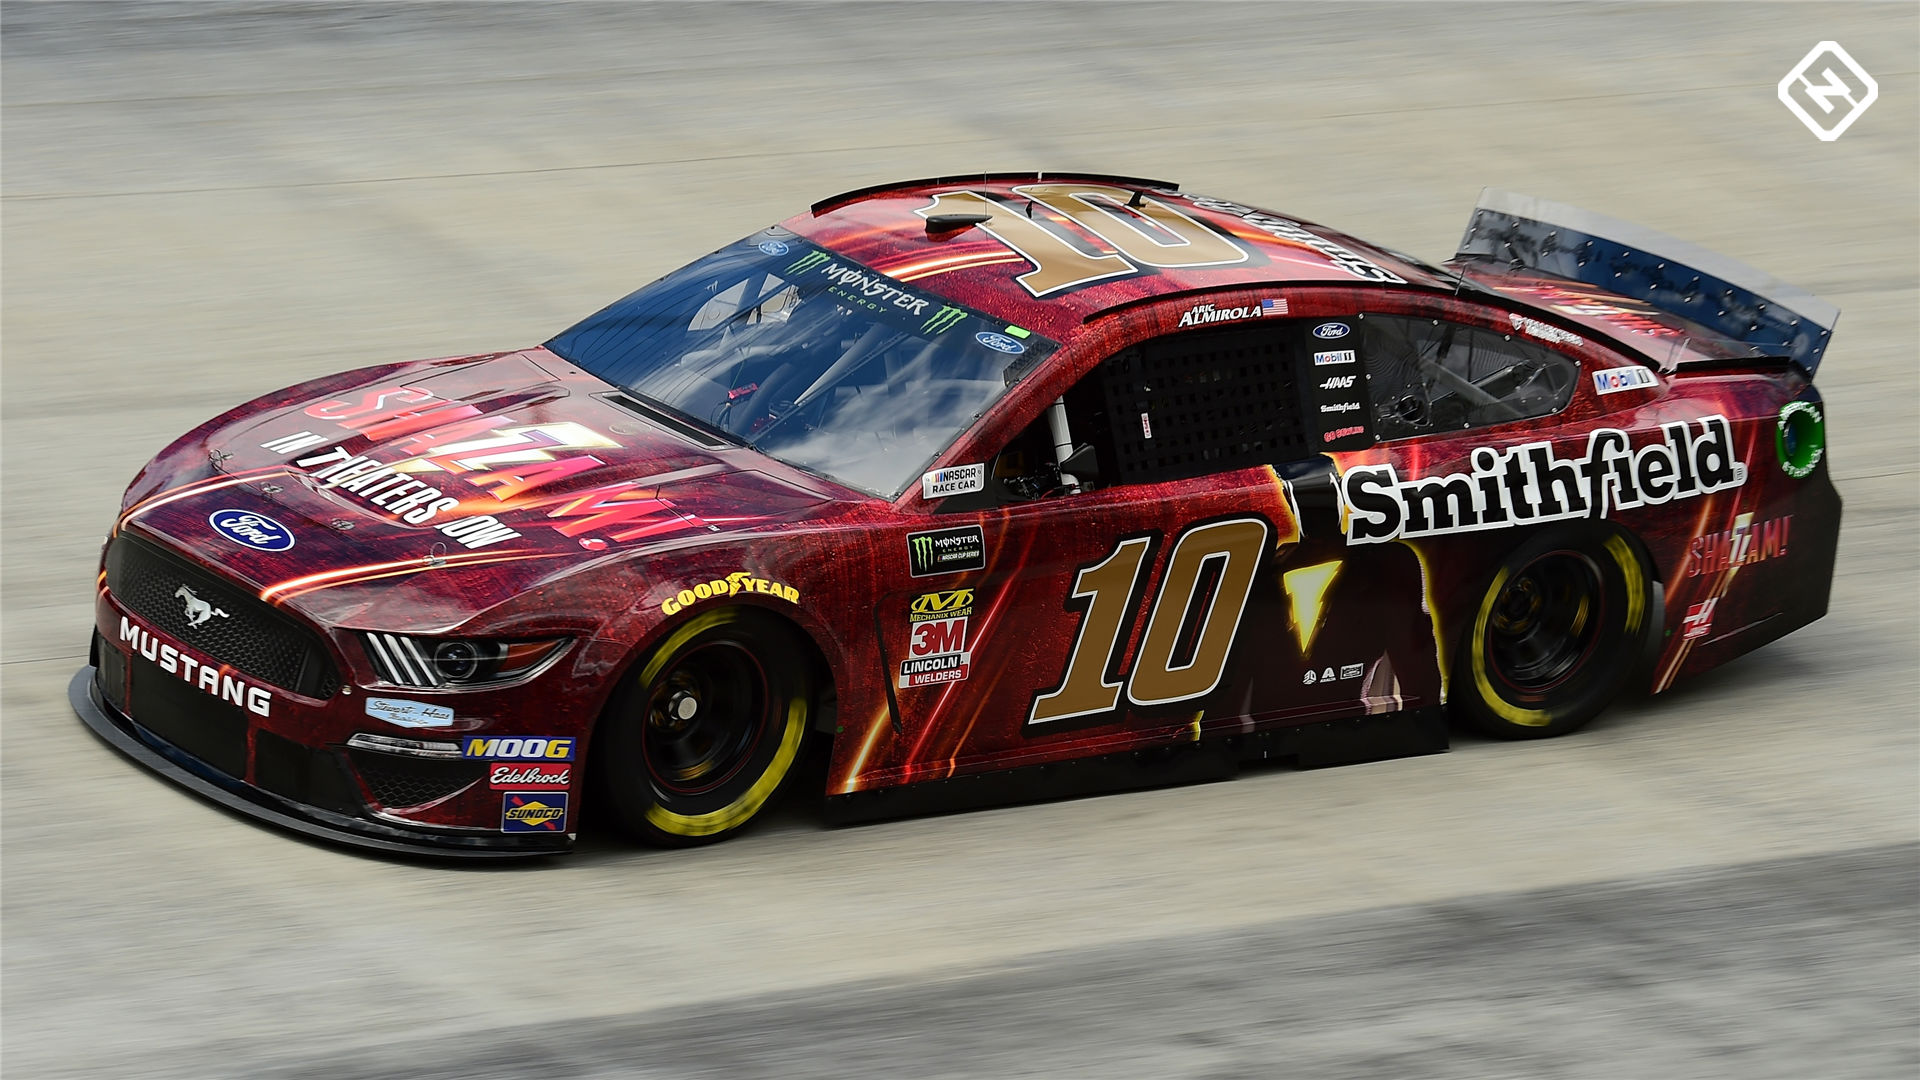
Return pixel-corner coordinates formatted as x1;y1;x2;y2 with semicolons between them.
128;656;250;778
1096;324;1311;487
348;748;486;810
95;631;129;713
256;732;364;815
106;535;340;697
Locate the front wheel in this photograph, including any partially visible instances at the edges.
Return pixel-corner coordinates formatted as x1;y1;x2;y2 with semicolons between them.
1453;528;1653;739
595;609;811;846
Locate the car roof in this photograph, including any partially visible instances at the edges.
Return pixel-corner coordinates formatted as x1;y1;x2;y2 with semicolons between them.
783;174;1452;342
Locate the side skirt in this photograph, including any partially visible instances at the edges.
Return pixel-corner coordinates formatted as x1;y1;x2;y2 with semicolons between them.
822;707;1449;826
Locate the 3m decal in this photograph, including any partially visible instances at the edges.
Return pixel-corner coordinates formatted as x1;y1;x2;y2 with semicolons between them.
1688;515;1790;577
501;792;569;832
901;588;973;689
1341;416;1747;545
1029;517;1269;726
915;184;1247;297
922;464;986;500
1591;367;1658;395
660;572;799;615
908;526;986;577
488;763;570;789
119;616;273;717
208;509;294;552
365;697;455;729
462;736;575;761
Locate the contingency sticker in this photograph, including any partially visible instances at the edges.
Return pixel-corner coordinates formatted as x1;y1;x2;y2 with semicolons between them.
922;464;986;500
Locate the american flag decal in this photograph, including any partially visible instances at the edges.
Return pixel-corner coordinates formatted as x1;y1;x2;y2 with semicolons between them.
1261;298;1288;314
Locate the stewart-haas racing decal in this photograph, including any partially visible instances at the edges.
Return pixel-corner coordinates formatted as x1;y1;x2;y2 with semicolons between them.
1341;415;1746;544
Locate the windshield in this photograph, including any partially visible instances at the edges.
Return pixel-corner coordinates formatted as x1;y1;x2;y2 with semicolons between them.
545;233;1056;497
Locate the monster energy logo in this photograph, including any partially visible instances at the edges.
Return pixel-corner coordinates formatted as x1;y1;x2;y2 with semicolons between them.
786;251;831;275
907;525;986;577
922;305;966;335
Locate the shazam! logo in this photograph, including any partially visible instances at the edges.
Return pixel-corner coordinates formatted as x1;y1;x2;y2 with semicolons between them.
1779;41;1878;142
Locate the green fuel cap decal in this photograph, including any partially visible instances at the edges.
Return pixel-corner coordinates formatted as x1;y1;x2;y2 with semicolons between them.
1775;401;1825;479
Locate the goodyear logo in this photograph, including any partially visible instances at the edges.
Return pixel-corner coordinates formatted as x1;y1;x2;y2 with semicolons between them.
501;791;568;832
661;571;799;616
910;589;974;622
463;736;575;761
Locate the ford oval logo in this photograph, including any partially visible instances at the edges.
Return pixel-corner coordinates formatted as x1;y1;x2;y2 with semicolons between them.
1312;322;1352;340
975;331;1026;355
757;239;790;256
208;509;294;552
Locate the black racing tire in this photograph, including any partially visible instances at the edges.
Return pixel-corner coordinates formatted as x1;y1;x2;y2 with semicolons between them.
594;608;812;846
1452;526;1653;739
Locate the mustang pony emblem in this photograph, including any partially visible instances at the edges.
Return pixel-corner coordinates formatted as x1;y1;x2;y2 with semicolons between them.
175;585;229;628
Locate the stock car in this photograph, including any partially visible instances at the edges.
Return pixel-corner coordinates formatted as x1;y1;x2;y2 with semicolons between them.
73;174;1840;856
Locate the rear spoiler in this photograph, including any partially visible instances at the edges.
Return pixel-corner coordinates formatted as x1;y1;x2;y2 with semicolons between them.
1455;189;1838;375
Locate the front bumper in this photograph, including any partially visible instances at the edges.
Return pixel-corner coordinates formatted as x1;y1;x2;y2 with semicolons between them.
71;665;570;859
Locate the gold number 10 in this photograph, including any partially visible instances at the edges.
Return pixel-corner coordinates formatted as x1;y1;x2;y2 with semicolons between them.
1028;517;1270;726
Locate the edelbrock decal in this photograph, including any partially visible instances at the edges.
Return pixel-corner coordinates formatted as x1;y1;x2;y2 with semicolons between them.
1340;415;1746;545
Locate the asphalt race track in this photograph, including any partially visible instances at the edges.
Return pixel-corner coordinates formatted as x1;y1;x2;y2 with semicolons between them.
3;3;1915;1077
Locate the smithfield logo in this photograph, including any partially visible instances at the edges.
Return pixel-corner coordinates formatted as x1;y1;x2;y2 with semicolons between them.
174;585;228;628
1312;322;1351;340
1779;41;1878;142
1341;415;1747;545
208;509;294;551
974;331;1026;355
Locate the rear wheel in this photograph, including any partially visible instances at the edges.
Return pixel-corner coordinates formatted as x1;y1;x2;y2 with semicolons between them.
1453;528;1652;739
595;609;811;845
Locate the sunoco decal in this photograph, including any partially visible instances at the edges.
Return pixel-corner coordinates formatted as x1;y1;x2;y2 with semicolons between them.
1340;415;1746;545
501;792;568;832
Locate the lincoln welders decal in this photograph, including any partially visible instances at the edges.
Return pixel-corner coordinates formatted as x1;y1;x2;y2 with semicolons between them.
1341;415;1747;544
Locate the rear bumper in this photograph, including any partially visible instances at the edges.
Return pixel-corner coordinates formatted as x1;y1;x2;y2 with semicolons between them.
70;665;570;860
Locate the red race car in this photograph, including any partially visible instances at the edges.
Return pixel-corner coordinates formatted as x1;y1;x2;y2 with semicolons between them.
74;175;1840;856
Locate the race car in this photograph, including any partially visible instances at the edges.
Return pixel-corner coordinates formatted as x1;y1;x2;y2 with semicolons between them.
73;174;1840;857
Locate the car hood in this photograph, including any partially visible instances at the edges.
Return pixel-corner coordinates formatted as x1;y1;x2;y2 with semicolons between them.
117;349;861;631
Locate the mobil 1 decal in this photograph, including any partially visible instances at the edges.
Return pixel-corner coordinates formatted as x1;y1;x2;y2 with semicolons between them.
1340;415;1747;544
1028;516;1269;727
1296;322;1373;451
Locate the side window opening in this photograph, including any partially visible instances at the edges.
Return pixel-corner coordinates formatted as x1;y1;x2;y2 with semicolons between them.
1361;314;1578;440
980;322;1315;504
